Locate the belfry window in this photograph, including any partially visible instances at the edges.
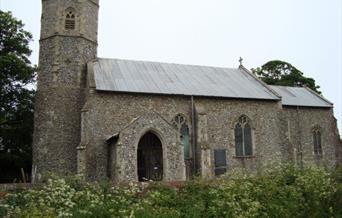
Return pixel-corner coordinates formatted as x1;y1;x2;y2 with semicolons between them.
65;9;76;30
234;115;253;157
313;127;322;156
172;114;190;159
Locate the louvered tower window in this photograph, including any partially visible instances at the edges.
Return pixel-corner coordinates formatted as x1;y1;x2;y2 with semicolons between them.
65;10;76;30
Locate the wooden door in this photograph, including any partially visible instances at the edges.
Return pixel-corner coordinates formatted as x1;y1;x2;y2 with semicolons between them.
137;132;163;181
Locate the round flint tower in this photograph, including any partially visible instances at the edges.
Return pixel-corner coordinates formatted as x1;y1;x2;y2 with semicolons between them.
32;0;99;180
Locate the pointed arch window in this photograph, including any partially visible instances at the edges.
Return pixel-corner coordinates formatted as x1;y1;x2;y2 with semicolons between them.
172;114;190;159
313;127;322;156
234;115;253;157
65;9;76;30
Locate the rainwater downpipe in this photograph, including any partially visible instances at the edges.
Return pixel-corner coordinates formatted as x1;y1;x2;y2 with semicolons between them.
296;106;303;169
191;96;197;175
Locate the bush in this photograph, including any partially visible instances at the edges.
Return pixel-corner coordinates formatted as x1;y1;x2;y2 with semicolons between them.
0;165;341;218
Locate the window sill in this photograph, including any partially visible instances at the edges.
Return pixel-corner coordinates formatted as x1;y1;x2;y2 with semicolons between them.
233;155;255;159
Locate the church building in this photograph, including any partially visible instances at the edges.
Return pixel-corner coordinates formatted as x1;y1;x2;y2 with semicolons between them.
32;0;341;182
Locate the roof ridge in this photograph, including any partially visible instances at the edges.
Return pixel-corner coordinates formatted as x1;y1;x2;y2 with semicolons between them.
270;85;306;89
96;57;238;71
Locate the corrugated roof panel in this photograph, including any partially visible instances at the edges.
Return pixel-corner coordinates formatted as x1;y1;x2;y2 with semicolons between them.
270;85;333;108
93;58;280;100
120;60;140;92
175;64;202;94
192;65;215;95
137;61;159;93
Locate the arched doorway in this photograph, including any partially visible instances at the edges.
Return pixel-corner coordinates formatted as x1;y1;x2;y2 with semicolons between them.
137;132;163;181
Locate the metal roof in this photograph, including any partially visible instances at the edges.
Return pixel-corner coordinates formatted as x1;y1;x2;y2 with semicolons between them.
270;85;333;108
93;58;280;100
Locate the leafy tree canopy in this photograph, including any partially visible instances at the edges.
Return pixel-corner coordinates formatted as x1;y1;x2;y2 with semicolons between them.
0;11;36;182
252;60;321;94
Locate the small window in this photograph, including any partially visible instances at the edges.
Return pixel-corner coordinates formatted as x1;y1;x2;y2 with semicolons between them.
172;114;190;159
65;9;76;30
214;149;227;176
313;128;322;156
234;115;253;157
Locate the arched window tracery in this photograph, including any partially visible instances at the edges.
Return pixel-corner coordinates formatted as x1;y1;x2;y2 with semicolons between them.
312;126;322;156
234;115;253;157
172;114;190;159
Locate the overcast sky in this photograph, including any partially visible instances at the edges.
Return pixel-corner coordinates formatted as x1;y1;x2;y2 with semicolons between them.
1;0;341;134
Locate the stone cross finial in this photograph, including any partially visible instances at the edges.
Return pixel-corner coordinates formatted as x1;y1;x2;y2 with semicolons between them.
239;57;243;66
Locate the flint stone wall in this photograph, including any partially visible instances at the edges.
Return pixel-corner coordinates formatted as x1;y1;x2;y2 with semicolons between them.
33;0;98;179
281;107;340;169
33;37;96;178
113;111;185;182
81;91;285;181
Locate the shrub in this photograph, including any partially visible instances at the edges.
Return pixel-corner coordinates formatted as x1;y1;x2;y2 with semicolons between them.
0;165;341;218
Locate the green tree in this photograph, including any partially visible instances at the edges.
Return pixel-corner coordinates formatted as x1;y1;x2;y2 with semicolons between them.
0;11;36;182
252;60;321;94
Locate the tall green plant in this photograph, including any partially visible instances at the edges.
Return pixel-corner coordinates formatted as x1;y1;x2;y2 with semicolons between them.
252;60;321;94
0;11;36;182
